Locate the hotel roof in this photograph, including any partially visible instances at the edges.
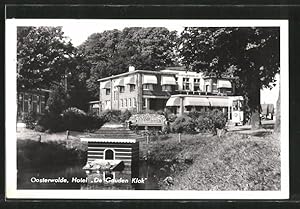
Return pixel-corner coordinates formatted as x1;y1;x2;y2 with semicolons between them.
97;69;177;82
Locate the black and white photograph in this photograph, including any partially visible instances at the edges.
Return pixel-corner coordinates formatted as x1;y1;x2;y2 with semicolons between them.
5;19;289;199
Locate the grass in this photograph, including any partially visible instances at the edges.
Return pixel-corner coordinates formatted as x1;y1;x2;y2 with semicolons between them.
141;132;280;191
17;128;88;169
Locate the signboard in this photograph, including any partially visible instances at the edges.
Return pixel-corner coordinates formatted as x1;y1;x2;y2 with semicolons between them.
128;113;166;126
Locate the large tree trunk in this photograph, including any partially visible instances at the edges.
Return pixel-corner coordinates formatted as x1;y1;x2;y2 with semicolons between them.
274;81;280;133
248;78;262;130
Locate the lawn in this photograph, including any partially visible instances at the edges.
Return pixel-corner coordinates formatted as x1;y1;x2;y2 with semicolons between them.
141;132;280;191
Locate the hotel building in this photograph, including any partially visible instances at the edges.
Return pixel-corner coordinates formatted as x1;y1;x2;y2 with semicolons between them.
91;66;238;116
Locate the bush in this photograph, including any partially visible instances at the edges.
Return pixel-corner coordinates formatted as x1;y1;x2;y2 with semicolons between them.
61;107;106;132
99;110;122;123
171;115;196;134
34;125;46;132
170;109;227;134
37;112;64;133
120;109;132;123
23;111;37;129
195;109;227;134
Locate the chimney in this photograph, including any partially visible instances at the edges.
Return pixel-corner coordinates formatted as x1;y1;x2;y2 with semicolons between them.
129;66;135;72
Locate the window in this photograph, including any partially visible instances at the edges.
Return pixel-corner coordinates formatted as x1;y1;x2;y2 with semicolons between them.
106;88;111;95
212;79;218;93
119;86;125;93
129;98;131;107
124;99;127;107
162;85;172;91
183;78;190;90
142;98;146;108
175;77;179;90
129;84;135;92
194;78;201;91
133;98;136;107
143;84;153;90
120;99;123;107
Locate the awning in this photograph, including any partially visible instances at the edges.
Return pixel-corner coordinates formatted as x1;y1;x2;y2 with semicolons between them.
208;98;229;107
217;80;232;88
114;78;124;86
124;75;136;85
184;97;210;106
142;75;157;84
161;76;176;85
166;97;181;106
100;81;111;89
92;104;99;108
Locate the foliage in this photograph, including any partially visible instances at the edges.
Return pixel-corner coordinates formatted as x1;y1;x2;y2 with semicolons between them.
171;110;227;134
23;111;40;129
179;27;280;128
37;112;64;133
17;139;87;169
99;110;122;123
171;115;196;134
17;26;77;90
46;85;68;115
119;109;132;123
62;107;106;131
194;109;227;134
79;27;179;97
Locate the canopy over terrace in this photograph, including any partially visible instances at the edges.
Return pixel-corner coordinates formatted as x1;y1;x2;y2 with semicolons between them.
166;95;231;108
165;95;243;118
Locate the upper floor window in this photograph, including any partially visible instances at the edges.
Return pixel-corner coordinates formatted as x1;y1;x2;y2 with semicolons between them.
106;88;111;95
119;86;125;93
129;98;132;107
143;84;153;91
124;98;127;107
194;78;201;91
133;98;136;107
120;99;123;107
129;84;136;92
183;78;190;90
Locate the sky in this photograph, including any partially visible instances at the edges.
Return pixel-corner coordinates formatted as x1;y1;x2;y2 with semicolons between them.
61;20;184;47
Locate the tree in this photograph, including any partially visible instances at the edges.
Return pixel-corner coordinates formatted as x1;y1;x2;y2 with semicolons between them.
179;27;280;129
79;27;179;98
17;26;77;90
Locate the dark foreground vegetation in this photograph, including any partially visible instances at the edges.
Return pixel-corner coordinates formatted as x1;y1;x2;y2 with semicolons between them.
17;138;87;170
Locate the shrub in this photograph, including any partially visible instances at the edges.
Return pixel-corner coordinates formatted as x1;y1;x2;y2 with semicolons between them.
23;111;38;129
170;109;228;134
120;109;132;123
37;112;64;133
171;115;196;134
99;110;122;123
85;113;107;131
195;109;227;134
34;125;45;132
61;107;106;132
